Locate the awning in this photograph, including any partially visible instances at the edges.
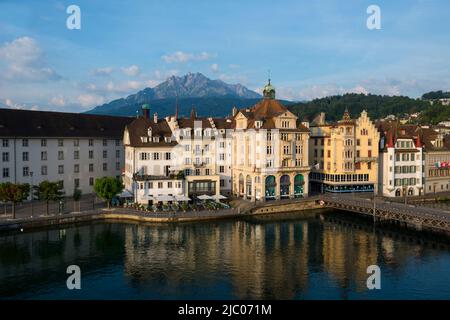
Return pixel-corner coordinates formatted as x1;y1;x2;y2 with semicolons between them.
117;190;133;198
174;195;191;201
147;195;155;201
197;194;212;200
154;195;175;202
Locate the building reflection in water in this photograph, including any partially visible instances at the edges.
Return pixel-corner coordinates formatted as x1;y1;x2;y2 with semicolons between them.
0;213;449;299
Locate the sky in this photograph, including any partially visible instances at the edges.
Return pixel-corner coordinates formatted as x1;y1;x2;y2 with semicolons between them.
0;0;449;112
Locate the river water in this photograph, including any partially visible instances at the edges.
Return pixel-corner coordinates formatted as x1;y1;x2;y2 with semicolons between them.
1;210;449;300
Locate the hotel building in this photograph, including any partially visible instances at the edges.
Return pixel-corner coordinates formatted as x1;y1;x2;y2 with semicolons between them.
309;110;380;193
0;108;131;195
123;104;233;204
232;81;310;201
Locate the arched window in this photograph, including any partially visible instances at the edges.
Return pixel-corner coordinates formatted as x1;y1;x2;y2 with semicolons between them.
294;174;305;197
265;175;276;200
280;175;290;198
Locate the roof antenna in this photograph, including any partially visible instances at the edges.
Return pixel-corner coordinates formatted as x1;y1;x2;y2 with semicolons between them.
268;69;271;85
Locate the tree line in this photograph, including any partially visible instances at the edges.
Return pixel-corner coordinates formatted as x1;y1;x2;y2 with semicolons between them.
287;93;449;125
0;177;123;219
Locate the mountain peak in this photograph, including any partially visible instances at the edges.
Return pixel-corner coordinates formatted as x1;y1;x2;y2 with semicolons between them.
152;72;261;99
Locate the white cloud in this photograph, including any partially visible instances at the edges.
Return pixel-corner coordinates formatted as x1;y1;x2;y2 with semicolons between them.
122;65;140;76
210;63;219;73
77;94;106;108
91;67;114;77
161;51;214;63
50;95;66;107
0;36;61;81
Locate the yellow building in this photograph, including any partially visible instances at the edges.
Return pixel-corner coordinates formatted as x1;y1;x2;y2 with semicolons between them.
232;80;310;201
309;110;380;193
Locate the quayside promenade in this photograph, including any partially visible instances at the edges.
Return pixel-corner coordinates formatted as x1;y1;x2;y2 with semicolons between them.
0;195;449;236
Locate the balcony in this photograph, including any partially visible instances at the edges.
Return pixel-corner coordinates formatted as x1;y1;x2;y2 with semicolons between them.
356;157;377;162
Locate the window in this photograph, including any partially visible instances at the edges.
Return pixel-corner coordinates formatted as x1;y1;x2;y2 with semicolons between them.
205;169;210;175
41;151;47;161
356;139;360;146
103;163;107;171
58;139;64;147
74;150;79;160
74;139;79;147
2;152;9;162
103;139;107;146
115;162;120;170
2;139;9;147
153;153;160;160
195;169;201;176
103;150;107;158
368;162;372;170
22;139;28;147
267;146;272;155
58;165;64;174
41;166;47;175
89;139;94;146
23;166;29;177
115;139;120;146
165;152;171;160
219;165;225;173
89;177;94;186
74;179;80;188
116;150;121;158
2;168;9;178
58;150;64;160
158;182;163;189
368;150;372;157
74;164;79;173
283;146;290;155
41;139;47;147
89;150;94;159
168;181;173;188
89;163;94;172
220;153;225;160
368;139;372;146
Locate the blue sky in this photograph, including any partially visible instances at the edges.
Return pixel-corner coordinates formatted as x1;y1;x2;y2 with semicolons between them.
0;0;449;112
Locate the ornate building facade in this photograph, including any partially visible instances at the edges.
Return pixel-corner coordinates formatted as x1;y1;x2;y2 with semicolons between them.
231;81;310;201
309;110;380;193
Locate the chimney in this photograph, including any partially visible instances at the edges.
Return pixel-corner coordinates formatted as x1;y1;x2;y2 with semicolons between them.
153;112;158;124
142;104;150;119
232;106;238;117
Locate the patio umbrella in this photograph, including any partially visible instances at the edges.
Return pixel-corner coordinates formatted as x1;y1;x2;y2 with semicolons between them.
211;194;227;201
154;195;175;202
197;195;212;200
174;195;191;202
117;189;133;198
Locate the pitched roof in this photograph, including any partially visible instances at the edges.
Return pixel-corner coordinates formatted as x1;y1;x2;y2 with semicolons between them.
125;116;176;147
0;108;132;138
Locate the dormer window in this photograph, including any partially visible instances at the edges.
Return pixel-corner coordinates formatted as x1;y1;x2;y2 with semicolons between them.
165;137;171;143
153;137;160;143
255;121;263;129
148;128;152;137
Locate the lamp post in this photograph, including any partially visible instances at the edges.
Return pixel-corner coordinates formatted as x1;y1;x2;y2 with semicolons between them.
30;171;34;218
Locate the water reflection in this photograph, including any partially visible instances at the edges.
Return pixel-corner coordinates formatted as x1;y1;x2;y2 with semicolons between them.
0;212;449;300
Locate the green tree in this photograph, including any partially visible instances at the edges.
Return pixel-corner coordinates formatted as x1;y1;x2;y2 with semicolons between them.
72;188;82;212
94;177;124;209
0;183;30;219
33;181;64;216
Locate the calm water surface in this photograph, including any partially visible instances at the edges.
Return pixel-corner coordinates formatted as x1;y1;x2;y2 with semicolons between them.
1;211;449;299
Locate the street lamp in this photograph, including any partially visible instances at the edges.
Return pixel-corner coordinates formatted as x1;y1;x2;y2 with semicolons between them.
30;171;34;218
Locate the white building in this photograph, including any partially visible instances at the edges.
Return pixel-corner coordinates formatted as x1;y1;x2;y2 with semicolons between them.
378;121;424;197
0;108;131;195
123;105;233;205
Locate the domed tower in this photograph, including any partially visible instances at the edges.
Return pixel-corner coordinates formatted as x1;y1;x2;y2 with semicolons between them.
263;79;276;99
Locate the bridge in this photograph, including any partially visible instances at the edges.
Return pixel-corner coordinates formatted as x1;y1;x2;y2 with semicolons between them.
320;194;450;235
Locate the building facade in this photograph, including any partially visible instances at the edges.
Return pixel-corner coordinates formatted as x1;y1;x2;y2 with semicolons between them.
232;81;310;201
422;128;450;194
309;110;380;193
0;108;131;195
378;121;424;197
123;105;233;205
